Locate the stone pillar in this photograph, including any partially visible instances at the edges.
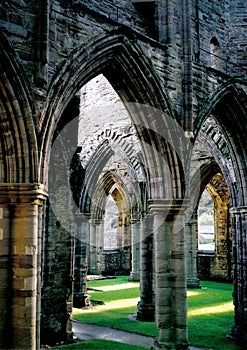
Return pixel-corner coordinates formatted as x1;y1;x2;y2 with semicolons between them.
149;200;189;350
136;213;155;321
129;219;140;281
97;220;104;273
73;214;90;307
226;207;247;346
185;211;200;288
41;199;74;346
36;204;45;350
0;184;46;350
88;219;99;275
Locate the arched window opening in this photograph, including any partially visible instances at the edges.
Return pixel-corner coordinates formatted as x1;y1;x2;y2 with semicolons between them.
198;188;215;251
103;195;118;250
210;37;221;70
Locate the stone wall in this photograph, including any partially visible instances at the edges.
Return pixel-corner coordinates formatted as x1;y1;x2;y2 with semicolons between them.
1;0;245;124
0;0;247;348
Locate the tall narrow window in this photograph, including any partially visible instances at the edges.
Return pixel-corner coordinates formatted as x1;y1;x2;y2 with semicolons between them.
198;189;215;252
210;37;221;70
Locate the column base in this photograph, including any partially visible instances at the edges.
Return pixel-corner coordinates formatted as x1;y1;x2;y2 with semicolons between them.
129;272;140;281
87;269;101;275
73;292;90;308
187;278;201;289
136;301;155;322
153;338;189;350
226;324;247;346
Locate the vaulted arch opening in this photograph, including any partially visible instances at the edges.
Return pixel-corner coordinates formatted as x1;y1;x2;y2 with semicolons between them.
41;31;187;199
193;82;247;345
40;32;191;347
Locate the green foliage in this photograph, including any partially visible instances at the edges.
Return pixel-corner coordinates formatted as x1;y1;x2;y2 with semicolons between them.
73;277;241;350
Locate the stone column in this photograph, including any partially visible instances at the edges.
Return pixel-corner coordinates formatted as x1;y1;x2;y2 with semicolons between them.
149;199;189;350
97;220;104;273
73;214;90;308
36;204;45;350
185;211;200;288
136;213;155;321
129;219;140;281
88;219;99;275
0;184;46;350
226;207;247;346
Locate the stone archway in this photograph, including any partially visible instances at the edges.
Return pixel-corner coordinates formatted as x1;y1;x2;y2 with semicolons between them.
197;173;232;282
0;32;46;350
194;82;247;345
40;32;190;349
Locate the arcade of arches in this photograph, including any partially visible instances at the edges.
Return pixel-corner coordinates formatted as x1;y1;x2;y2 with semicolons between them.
0;1;246;349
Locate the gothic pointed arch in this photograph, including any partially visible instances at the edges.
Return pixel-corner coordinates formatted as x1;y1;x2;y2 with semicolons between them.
194;122;235;205
41;30;187;200
195;82;247;207
78;136;146;215
190;159;221;212
0;32;39;183
91;171;131;222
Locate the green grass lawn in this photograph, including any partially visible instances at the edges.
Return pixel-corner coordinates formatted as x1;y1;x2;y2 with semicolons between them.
72;276;240;350
54;339;148;350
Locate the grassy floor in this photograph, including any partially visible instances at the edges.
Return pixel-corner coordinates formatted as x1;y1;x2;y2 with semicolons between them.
72;276;240;350
54;339;148;350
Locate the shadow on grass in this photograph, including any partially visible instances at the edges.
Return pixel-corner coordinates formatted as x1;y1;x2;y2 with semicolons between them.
73;278;241;350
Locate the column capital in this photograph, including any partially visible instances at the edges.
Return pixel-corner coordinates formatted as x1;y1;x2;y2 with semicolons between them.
148;198;189;215
0;183;47;204
75;212;90;223
89;218;102;225
130;218;141;225
230;206;247;215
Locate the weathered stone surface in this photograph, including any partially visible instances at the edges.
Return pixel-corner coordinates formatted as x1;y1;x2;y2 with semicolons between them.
0;0;246;349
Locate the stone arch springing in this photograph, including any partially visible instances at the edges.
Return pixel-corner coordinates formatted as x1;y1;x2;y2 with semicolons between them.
0;32;39;183
195;82;247;207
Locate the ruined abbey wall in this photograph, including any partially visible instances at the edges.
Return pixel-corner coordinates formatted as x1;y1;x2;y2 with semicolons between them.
0;1;246;349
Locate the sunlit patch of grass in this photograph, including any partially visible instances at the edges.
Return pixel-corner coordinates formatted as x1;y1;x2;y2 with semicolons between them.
73;277;241;350
188;301;234;316
74;298;140;313
91;282;139;292
187;290;200;297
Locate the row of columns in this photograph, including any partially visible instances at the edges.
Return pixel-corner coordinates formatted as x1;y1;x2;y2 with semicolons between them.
86;212;199;291
1;184;246;349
